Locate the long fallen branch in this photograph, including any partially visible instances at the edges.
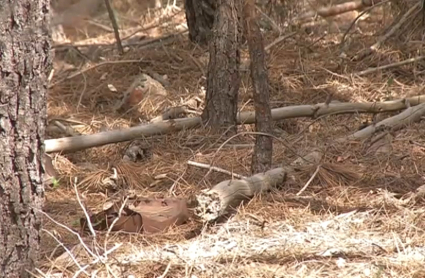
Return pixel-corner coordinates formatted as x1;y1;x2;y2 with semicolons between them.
45;94;425;153
294;0;384;23
355;55;425;76
342;102;425;141
194;102;425;222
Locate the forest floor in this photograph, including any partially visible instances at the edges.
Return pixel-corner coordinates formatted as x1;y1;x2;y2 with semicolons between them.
39;0;425;277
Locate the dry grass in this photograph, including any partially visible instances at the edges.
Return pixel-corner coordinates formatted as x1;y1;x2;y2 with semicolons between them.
37;0;425;277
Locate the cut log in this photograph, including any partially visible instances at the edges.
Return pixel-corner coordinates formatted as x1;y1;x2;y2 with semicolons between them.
194;103;425;222
195;151;323;221
45;95;425;153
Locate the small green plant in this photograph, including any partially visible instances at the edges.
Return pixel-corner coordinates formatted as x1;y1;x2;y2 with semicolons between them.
52;177;60;189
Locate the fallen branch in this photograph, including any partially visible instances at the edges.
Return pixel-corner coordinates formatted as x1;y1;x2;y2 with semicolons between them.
194;103;425;222
264;32;297;53
296;164;321;196
84;19;114;32
341;102;425;141
194;151;323;221
340;0;389;48
45;94;425;153
354;55;425;76
353;2;420;61
294;0;384;23
52;120;80;137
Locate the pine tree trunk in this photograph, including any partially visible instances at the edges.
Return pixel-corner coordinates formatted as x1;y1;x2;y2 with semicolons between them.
184;0;216;45
201;0;242;134
0;0;51;277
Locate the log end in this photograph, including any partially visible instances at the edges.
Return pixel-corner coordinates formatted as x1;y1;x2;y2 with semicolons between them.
194;187;251;222
194;190;223;221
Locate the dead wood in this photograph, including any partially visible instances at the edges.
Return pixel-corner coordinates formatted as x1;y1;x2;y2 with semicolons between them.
194;103;425;222
194;151;323;221
352;1;420;61
44;94;425;153
294;0;384;23
52;120;81;137
45;117;201;153
355;55;425;76
341;102;425;142
244;0;273;174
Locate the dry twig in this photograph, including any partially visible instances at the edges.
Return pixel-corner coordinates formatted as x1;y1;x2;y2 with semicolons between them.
296;165;321;196
187;160;246;179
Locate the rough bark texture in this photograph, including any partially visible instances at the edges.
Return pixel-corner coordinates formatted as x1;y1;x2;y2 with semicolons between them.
244;0;273;174
184;0;216;45
0;1;51;277
201;0;242;134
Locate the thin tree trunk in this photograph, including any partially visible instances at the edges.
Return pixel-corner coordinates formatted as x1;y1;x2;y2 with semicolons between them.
0;0;51;277
202;0;243;134
244;0;273;173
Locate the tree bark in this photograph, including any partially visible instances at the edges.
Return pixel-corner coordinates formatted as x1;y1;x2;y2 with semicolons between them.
244;0;273;174
201;0;243;134
184;0;216;45
0;1;51;277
